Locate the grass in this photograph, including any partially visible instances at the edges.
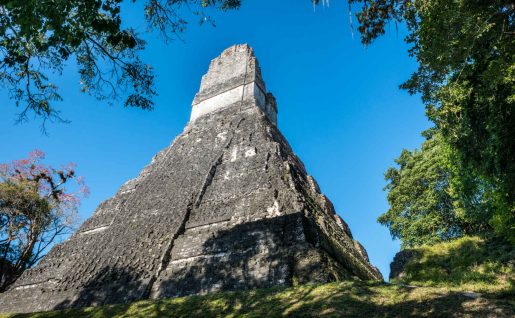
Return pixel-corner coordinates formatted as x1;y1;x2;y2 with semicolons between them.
1;280;514;318
2;236;513;317
392;236;515;295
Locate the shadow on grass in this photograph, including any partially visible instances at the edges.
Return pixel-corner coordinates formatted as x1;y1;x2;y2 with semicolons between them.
144;282;514;318
9;281;515;318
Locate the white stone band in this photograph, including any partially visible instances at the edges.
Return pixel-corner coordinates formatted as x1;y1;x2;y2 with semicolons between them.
190;82;266;123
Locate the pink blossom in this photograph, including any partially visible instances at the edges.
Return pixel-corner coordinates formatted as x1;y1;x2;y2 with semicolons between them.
1;150;88;208
28;149;45;161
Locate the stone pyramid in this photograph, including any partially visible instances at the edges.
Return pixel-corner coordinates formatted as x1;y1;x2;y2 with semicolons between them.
0;44;382;314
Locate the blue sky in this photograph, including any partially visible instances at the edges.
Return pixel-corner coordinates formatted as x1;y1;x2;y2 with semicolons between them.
0;1;430;278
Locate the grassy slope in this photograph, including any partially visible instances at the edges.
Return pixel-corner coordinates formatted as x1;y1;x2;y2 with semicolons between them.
2;281;514;318
2;236;513;318
392;236;515;295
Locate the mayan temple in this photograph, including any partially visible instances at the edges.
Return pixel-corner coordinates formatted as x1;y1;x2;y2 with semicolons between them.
0;44;382;314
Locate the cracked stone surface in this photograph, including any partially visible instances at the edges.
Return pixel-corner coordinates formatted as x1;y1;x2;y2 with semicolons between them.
0;44;382;314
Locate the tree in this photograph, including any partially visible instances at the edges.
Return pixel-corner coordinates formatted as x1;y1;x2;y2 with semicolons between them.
0;0;240;125
340;0;514;242
0;150;88;290
378;132;495;248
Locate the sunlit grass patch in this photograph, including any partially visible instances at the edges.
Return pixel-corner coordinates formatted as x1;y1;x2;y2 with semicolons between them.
392;236;515;295
2;280;514;317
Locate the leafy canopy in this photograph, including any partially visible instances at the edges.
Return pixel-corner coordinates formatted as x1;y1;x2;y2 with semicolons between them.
0;0;241;125
342;0;514;243
379;133;496;248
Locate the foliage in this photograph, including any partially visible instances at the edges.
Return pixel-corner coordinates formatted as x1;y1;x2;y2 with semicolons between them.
0;150;88;290
2;280;514;317
341;0;515;242
145;0;241;41
378;133;495;248
0;0;240;126
391;236;514;295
